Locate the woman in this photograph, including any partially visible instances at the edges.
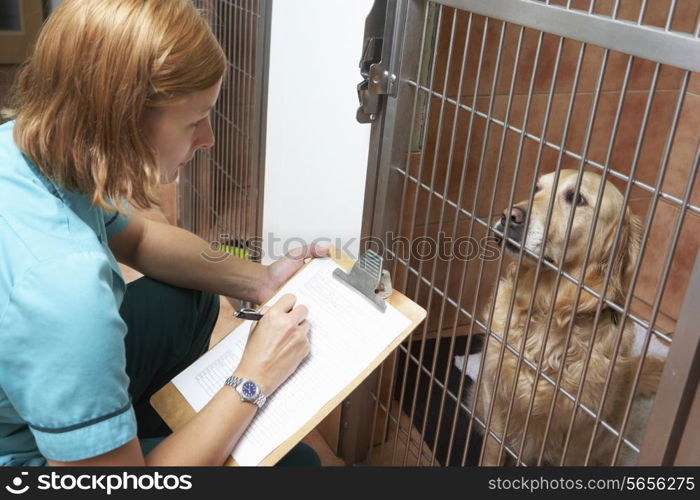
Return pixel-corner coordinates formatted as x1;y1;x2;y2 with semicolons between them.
0;0;326;466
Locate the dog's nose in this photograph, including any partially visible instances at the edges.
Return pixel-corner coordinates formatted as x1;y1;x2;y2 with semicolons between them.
500;206;526;226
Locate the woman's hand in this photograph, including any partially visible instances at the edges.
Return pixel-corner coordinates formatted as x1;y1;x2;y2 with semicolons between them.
257;244;329;303
232;293;310;395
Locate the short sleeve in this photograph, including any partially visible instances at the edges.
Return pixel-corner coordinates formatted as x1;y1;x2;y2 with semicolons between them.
103;202;130;240
0;252;137;462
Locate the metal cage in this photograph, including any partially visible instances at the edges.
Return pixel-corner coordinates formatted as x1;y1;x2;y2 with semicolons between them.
182;0;700;466
348;0;700;466
180;0;270;260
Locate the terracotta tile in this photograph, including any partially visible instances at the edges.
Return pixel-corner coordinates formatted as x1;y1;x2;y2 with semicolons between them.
638;0;672;28
421;97;532;183
398;216;504;336
417;96;594;222
433;6;467;97
689;73;700;96
456;32;601;98
669;0;700;34
410;98;475;216
629;187;698;324
496;22;605;95
590;86;693;215
438;15;540;98
544;92;613;164
658;209;700;320
366;405;440;465
592;0;616;15
630;296;676;338
633;199;699;320
661;93;700;207
467;128;562;217
399;153;472;232
457;14;499;97
435;7;685;98
490;23;549;97
568;0;596;10
640;0;700;34
438;89;684;184
607;56;684;93
607;90;682;187
625;193;651;221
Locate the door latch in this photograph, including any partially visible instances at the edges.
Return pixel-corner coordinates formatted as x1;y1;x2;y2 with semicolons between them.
357;0;398;123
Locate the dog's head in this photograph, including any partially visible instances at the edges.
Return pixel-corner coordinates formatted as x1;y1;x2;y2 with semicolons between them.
494;169;641;301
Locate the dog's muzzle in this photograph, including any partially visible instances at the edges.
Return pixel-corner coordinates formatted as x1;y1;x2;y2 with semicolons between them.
493;206;526;253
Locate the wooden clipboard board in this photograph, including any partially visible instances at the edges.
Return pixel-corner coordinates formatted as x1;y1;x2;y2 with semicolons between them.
150;248;426;466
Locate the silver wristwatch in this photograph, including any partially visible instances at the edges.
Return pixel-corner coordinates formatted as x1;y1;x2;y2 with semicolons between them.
224;376;267;409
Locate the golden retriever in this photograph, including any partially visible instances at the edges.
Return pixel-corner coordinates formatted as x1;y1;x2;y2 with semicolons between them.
468;169;665;466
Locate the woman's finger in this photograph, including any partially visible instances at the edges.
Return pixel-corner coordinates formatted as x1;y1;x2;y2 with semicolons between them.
270;293;296;313
290;304;309;324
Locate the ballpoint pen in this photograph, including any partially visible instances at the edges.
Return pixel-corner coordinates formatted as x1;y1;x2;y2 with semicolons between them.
234;307;264;321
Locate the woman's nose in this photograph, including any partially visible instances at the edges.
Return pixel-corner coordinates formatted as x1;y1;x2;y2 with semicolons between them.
196;118;215;150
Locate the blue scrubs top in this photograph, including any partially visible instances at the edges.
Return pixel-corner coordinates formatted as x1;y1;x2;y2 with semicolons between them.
0;120;137;465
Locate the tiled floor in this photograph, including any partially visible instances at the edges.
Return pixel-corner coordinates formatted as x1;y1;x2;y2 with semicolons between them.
365;407;440;466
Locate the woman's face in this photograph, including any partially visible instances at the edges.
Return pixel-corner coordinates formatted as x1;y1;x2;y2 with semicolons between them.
143;78;222;184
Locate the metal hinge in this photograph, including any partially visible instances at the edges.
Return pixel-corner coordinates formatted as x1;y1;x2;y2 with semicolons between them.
356;0;399;123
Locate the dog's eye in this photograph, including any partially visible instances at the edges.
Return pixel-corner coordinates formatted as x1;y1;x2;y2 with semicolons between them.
535;184;542;193
564;189;586;206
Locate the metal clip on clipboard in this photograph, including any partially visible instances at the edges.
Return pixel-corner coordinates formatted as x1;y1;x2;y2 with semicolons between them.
332;250;392;312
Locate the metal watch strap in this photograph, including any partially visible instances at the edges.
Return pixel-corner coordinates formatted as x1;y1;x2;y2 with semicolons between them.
224;375;267;408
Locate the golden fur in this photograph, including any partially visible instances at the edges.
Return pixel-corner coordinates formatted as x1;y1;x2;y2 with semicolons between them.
471;170;664;466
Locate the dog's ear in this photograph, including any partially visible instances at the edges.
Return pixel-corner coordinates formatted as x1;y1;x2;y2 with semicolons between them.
606;209;642;302
553;209;642;327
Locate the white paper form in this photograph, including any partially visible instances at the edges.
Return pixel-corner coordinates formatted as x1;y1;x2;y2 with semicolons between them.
171;257;411;465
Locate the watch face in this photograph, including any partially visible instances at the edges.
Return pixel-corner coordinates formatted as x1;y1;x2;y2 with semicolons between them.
241;380;259;399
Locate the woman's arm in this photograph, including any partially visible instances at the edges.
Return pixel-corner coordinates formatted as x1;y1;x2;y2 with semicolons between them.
108;213;328;304
48;294;310;466
108;212;269;304
48;387;257;466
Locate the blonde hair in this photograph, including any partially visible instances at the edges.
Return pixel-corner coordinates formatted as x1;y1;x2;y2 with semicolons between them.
4;0;226;212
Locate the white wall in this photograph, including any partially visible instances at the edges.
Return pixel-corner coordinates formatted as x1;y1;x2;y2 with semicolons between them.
262;0;373;264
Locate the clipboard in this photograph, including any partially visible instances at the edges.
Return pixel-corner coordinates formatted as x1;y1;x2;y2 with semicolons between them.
150;247;426;466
